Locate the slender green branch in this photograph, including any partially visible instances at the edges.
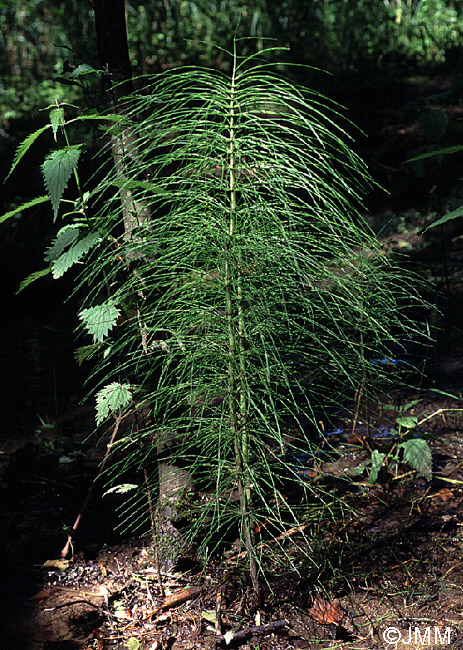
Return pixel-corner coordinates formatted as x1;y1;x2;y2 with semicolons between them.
226;52;260;602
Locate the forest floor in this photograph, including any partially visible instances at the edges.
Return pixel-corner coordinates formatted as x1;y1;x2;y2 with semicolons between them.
1;392;463;650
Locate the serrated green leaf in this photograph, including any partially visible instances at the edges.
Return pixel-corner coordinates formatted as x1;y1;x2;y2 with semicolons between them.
17;268;50;293
95;382;132;425
45;225;80;262
77;113;127;124
71;64;101;78
396;415;418;429
103;484;138;497
50;108;65;141
5;125;50;180
79;300;120;342
369;450;386;484
403;399;422;410
51;231;101;278
41;147;82;221
0;195;50;224
399;438;432;480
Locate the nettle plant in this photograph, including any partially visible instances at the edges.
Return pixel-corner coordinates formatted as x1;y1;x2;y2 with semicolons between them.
3;46;422;598
366;400;432;484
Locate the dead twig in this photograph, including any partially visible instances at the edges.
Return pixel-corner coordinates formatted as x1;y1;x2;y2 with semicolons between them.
215;587;223;637
151;586;203;617
43;599;102;611
442;560;463;580
418;407;463;427
60;410;128;558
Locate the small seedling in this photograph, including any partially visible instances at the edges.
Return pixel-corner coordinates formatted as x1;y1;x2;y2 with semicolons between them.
366;400;432;483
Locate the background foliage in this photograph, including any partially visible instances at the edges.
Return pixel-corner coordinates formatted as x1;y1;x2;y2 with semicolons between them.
2;0;463;120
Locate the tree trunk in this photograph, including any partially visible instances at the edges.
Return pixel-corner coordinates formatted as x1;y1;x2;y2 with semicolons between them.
92;0;194;556
93;0;133;100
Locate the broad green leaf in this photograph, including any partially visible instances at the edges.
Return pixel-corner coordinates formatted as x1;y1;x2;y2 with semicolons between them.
51;231;101;278
45;225;80;262
41;146;82;221
0;195;50;224
396;415;418;429
95;382;132;425
201;610;217;623
369;450;386;484
423;205;463;232
399;438;432;480
17;268;50;293
49;107;65;141
402;399;422;410
5;125;50;180
79;300;120;342
406;144;463;163
71;64;101;78
123;637;141;650
347;462;367;477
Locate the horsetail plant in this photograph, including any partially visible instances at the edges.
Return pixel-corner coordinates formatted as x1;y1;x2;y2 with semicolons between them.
3;44;424;601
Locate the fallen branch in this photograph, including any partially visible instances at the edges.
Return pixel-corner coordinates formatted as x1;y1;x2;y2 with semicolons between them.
43;599;102;611
151;586;203;617
418;407;463;427
215;619;289;643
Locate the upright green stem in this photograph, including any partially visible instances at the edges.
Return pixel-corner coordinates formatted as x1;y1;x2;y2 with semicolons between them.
62;127;91;228
225;54;260;602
